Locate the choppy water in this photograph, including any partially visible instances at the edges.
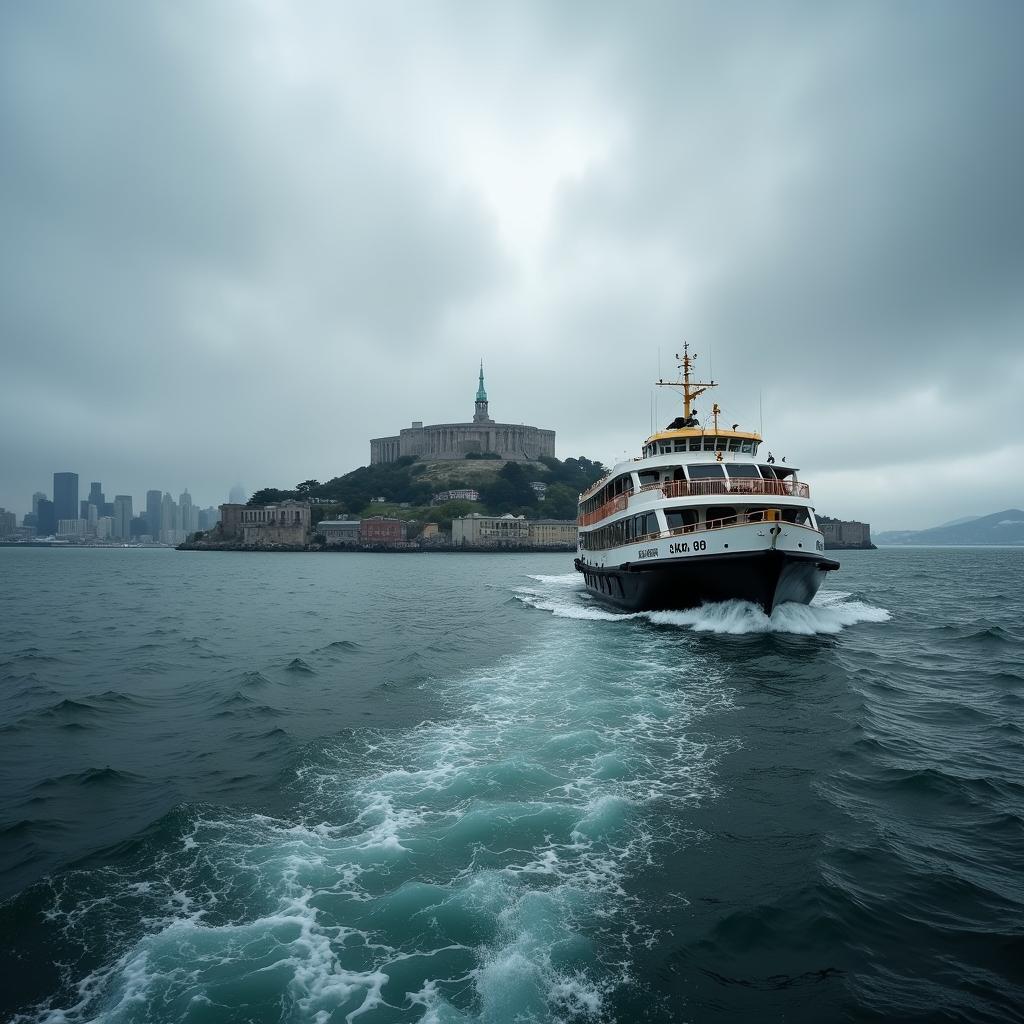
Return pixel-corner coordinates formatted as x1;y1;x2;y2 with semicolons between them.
1;547;1022;1023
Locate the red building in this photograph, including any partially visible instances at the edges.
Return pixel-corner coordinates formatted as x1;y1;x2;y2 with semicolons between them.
359;516;406;545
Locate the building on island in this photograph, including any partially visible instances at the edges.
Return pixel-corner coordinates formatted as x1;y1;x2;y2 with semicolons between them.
528;519;578;547
451;514;578;548
452;513;530;547
432;489;480;505
817;515;874;550
360;516;407;545
371;364;555;464
319;519;361;546
218;500;311;546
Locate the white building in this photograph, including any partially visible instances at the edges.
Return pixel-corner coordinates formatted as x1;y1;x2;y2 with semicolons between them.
451;513;529;547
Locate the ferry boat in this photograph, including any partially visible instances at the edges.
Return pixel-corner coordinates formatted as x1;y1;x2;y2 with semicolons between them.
574;344;839;613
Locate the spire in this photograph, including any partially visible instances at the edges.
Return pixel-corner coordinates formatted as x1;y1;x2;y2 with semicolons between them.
476;360;488;402
473;360;492;423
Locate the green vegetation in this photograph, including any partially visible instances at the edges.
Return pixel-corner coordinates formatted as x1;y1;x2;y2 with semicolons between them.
248;454;606;522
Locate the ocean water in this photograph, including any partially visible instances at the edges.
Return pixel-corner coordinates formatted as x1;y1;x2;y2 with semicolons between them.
0;546;1022;1024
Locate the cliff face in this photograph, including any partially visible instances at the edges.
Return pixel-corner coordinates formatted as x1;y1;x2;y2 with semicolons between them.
875;509;1024;546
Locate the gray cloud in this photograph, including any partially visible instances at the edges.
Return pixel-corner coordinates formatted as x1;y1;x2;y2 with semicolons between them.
1;1;1021;530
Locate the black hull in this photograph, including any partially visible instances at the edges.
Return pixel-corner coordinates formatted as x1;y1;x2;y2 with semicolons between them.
574;550;840;615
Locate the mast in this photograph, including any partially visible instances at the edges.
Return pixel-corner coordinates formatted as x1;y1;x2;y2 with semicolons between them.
655;340;717;419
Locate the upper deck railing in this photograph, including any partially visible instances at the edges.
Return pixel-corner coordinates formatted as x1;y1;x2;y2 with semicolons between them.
578;477;810;527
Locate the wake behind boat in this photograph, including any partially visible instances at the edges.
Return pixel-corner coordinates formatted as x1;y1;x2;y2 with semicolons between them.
574;344;839;613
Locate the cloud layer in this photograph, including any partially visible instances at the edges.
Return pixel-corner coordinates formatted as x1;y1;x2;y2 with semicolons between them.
2;1;1021;529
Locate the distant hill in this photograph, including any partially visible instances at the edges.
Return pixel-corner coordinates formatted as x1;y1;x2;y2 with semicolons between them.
876;509;1024;546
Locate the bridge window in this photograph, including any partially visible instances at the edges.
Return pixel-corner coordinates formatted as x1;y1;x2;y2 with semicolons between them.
728;438;742;452
686;464;725;479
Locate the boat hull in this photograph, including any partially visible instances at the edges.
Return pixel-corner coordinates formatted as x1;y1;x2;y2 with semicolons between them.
574;550;840;615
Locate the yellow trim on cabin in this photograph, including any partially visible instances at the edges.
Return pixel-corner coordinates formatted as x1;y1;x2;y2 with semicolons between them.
644;428;762;444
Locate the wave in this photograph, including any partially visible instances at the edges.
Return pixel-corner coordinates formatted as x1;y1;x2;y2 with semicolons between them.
517;575;891;635
16;629;735;1022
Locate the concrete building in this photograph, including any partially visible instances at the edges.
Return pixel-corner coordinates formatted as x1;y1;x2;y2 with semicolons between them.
432;489;480;504
0;508;16;537
113;495;133;540
318;519;361;546
528;519;578;547
96;516;113;540
160;492;179;544
371;364;555;465
53;472;78;523
360;516;406;545
58;518;88;538
36;499;56;537
146;490;163;541
88;482;105;511
452;513;530;547
179;490;195;534
817;516;874;549
219;501;311;546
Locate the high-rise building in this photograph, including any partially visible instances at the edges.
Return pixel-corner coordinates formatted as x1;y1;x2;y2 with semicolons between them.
229;483;247;505
113;495;133;540
32;492;46;517
146;490;162;541
88;482;105;510
36;499;56;536
179;489;194;534
54;472;79;523
80;500;90;519
0;509;16;537
161;492;178;544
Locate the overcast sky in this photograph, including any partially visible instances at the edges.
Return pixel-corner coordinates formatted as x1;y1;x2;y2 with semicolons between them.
2;1;1022;530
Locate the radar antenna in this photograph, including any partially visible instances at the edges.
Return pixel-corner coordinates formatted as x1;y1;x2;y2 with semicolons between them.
654;340;717;419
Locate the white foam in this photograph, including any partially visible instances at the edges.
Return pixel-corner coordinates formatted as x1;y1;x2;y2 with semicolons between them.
518;573;890;635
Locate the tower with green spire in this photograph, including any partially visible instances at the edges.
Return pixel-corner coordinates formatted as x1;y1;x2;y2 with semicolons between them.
473;360;492;423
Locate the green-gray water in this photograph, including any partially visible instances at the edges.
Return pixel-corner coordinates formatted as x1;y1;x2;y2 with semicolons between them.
1;547;1022;1022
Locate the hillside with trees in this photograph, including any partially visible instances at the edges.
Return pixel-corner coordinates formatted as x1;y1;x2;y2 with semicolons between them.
247;455;607;525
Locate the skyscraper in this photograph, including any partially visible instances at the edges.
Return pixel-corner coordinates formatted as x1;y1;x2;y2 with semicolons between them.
53;472;78;523
88;482;105;511
36;499;56;537
32;492;46;517
161;492;178;543
113;495;133;540
179;489;194;534
146;490;162;540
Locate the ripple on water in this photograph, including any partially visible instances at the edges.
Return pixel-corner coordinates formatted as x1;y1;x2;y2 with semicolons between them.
9;626;735;1022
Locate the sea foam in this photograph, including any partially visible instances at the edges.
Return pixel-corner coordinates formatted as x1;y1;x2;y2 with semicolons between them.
518;574;891;635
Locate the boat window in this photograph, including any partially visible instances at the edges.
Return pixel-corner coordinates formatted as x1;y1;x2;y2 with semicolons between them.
759;465;778;479
726;465;761;478
686;464;725;479
638;470;659;487
706;506;738;527
714;436;728;451
672;440;685;452
665;508;699;531
740;440;753;454
699;436;714;451
728;438;742;452
781;508;809;525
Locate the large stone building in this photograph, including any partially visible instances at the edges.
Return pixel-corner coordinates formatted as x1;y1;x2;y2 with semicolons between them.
817;515;874;550
218;500;311;546
371;364;555;464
